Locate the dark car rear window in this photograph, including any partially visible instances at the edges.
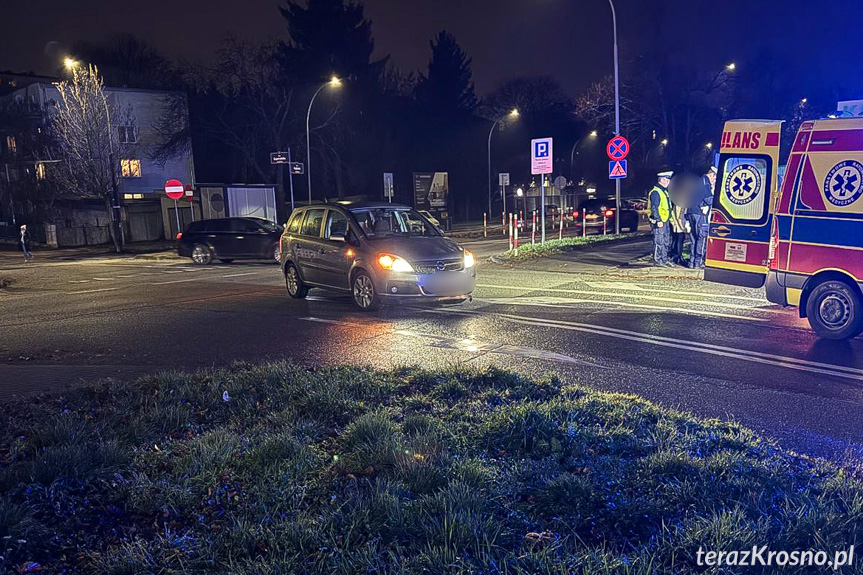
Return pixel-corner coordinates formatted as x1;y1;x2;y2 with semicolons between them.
184;221;205;234
580;199;618;212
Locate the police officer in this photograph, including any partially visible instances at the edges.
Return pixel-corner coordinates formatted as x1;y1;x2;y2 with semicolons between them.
687;166;716;269
648;171;673;267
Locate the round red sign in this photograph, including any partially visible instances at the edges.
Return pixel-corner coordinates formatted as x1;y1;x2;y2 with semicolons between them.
606;136;630;161
164;179;185;200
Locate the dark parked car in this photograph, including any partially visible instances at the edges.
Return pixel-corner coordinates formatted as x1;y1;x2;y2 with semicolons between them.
177;217;284;265
574;198;639;234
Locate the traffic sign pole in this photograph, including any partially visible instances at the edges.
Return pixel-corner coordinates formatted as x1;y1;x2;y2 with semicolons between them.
173;199;180;236
287;147;295;212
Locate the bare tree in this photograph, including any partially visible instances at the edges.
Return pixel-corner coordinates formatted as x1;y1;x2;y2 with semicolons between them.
50;65;129;251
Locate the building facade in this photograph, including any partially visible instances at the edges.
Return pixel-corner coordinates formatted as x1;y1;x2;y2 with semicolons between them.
0;81;196;245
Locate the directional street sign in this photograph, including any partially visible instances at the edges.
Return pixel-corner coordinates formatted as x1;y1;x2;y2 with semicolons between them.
531;138;553;175
608;160;628;179
270;151;289;165
606;136;630;161
499;173;510;186
289;162;305;175
553;175;567;191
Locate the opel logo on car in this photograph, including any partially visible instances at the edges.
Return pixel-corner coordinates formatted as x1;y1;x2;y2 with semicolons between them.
436;261;446;271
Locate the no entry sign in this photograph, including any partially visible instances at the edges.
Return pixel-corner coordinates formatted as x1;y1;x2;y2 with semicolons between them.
606;136;630;161
164;179;185;200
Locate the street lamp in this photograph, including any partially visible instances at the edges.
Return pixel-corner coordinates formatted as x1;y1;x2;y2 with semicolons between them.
726;62;736;71
706;142;713;150
660;138;669;146
487;108;519;217
63;57;79;70
570;129;598;181
516;186;525;217
305;75;342;203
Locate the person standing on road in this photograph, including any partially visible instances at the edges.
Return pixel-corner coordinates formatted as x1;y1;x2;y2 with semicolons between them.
687;166;716;269
668;202;690;266
19;224;32;262
648;171;673;267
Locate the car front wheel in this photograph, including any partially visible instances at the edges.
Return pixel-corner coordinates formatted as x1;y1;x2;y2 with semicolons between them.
806;280;863;340
191;243;213;265
352;270;381;311
285;263;309;299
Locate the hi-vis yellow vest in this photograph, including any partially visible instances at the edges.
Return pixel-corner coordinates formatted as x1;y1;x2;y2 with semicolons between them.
648;185;670;222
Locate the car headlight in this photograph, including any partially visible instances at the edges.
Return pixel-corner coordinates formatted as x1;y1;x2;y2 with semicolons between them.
378;253;414;273
463;250;475;268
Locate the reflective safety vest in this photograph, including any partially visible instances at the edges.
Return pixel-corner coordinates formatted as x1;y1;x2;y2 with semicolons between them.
648;185;671;223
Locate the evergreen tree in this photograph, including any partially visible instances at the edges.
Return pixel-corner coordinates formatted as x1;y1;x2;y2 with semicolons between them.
416;31;478;116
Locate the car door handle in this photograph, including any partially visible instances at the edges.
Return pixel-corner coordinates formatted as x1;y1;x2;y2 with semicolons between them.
713;226;731;237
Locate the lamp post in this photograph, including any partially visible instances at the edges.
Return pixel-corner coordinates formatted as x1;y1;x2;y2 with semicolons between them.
305;76;341;203
570;130;597;182
487;108;519;217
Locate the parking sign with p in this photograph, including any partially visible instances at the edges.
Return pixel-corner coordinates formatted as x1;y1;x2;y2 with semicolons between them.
531;137;553;175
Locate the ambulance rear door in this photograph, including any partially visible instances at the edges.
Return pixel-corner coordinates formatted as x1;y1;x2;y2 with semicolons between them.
705;120;782;288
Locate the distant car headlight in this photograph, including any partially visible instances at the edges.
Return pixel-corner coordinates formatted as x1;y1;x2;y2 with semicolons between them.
378;253;414;273
463;250;475;268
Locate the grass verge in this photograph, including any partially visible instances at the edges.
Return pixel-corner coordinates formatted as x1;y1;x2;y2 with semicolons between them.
502;232;649;261
1;362;862;574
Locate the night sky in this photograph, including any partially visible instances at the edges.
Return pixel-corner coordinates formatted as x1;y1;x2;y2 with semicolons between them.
1;0;862;101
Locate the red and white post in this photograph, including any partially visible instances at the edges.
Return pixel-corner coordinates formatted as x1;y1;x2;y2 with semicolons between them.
514;214;519;256
558;213;563;240
508;213;513;251
532;211;537;244
483;212;487;238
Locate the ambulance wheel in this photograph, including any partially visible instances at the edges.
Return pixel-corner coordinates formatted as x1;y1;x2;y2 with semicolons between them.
285;263;309;299
806;281;863;340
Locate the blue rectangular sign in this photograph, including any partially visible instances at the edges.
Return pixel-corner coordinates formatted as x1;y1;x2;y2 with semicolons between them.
608;160;628;179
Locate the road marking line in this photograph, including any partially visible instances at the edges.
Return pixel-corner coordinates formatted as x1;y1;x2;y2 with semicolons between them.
585;281;766;303
222;272;259;278
68;280;90;284
92;277;114;281
67;287;120;295
428;308;863;381
475;296;768;322
153;278;201;285
115;274;139;278
477;283;775;312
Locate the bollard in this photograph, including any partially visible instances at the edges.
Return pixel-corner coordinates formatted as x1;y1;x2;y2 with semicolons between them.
531;211;536;245
559;213;563;240
508;213;513;251
514;214;519;256
483;213;487;238
603;214;607;236
502;213;506;235
582;210;586;238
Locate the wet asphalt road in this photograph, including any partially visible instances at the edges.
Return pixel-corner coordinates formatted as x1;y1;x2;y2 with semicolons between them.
2;237;863;461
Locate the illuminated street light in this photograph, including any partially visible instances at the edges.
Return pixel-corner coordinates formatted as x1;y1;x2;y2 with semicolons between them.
726;62;736;71
487;109;520;216
516;187;524;197
306;76;342;201
63;57;79;70
801;97;808;104
661;138;669;146
590;130;598;138
706;142;713;150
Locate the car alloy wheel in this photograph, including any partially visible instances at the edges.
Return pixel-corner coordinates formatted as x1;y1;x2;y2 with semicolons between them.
352;272;379;310
285;264;308;299
191;244;212;265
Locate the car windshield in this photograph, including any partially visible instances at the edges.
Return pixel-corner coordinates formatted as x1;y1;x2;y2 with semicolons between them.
350;207;441;238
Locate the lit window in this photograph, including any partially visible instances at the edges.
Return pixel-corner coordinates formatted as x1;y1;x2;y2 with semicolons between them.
6;136;17;154
118;126;137;144
35;163;46;180
120;158;142;178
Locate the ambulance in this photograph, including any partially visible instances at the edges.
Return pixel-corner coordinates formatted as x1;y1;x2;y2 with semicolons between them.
705;117;863;339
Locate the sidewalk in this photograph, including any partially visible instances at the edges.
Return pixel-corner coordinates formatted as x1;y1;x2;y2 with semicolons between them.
0;239;177;262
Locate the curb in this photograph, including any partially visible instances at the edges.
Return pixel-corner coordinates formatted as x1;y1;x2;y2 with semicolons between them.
489;234;650;265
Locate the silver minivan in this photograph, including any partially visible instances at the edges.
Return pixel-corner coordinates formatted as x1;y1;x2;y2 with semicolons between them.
280;201;476;310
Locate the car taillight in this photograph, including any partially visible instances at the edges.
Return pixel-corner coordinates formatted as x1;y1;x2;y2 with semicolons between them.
279;235;284;254
572;210;579;218
604;209;614;218
767;216;780;267
176;232;182;240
